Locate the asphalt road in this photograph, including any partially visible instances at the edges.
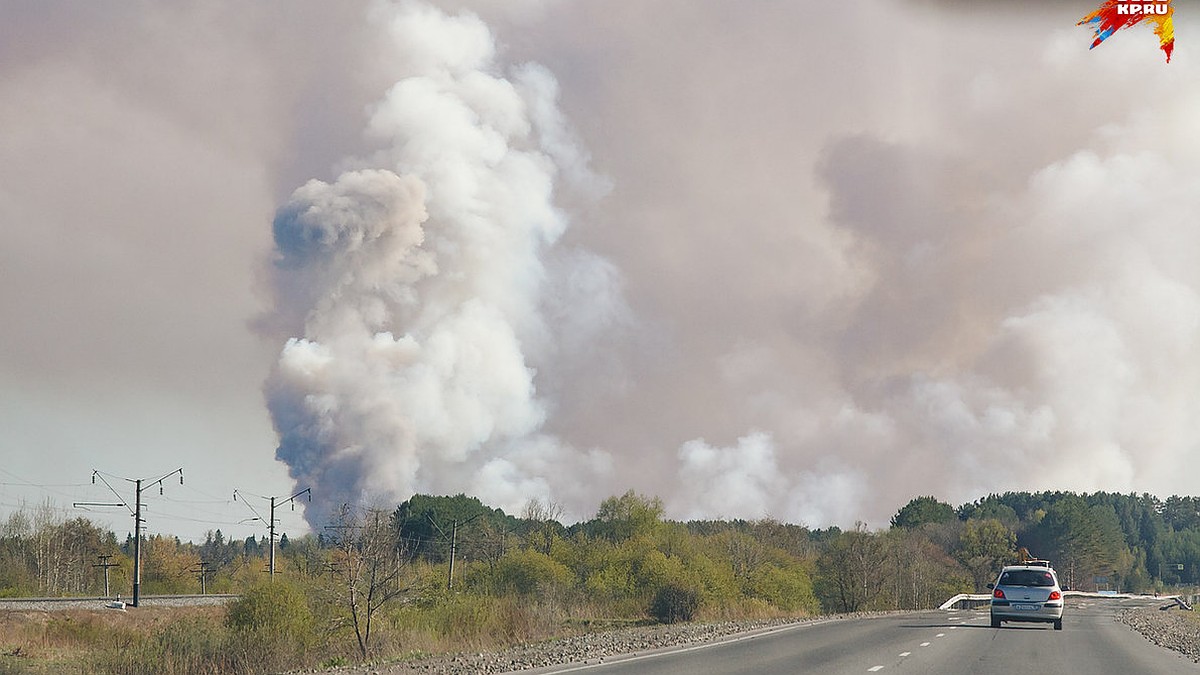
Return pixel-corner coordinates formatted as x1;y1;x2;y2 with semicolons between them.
530;598;1199;675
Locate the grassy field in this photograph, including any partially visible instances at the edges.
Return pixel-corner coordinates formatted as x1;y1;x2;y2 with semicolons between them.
0;591;802;675
0;606;230;674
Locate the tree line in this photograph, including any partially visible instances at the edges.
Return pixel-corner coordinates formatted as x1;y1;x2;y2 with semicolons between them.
2;487;1200;667
2;490;1198;663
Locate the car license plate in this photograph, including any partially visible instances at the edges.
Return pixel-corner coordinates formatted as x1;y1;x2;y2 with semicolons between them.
1013;604;1037;610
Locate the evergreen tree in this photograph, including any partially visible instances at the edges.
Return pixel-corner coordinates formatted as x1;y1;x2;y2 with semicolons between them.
891;496;955;529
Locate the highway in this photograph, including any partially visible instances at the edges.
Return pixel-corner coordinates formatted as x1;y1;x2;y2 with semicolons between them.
528;597;1200;675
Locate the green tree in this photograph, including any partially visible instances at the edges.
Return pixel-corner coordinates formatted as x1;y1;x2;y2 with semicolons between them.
392;494;517;562
957;498;1019;528
956;518;1017;590
590;491;664;542
891;496;955;529
1027;496;1125;589
1163;496;1200;532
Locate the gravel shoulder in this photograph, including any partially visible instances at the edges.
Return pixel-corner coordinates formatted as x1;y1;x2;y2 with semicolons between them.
304;614;878;675
322;603;1200;675
1120;606;1200;663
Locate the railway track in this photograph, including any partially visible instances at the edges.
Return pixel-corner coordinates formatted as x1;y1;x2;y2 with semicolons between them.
0;594;237;611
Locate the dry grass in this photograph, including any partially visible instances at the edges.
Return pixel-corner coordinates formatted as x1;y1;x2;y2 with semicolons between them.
0;607;223;673
0;591;811;674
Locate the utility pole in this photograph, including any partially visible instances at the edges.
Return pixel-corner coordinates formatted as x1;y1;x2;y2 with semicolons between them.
191;561;213;594
92;554;119;598
428;512;483;590
75;468;183;608
448;520;458;590
134;478;142;605
234;487;310;577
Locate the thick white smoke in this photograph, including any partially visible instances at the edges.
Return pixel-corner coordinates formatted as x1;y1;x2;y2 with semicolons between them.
664;90;1200;526
264;0;616;525
261;0;1200;531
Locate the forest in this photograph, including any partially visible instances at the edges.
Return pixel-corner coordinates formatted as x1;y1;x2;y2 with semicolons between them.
2;490;1199;672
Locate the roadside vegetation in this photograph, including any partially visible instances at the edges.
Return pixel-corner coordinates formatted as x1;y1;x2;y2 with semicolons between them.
1;490;1198;673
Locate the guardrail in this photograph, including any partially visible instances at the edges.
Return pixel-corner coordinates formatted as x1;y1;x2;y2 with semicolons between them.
939;590;1178;611
938;594;992;610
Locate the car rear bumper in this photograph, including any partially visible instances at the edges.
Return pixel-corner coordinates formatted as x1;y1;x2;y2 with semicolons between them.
991;601;1064;623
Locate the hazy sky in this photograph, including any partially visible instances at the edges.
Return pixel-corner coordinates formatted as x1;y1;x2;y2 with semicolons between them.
2;0;1197;542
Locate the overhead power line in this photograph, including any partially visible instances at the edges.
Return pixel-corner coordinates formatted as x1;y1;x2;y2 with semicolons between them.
234;487;311;576
74;467;184;607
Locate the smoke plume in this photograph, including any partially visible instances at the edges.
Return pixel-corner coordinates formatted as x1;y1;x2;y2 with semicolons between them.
264;0;617;525
262;0;1200;530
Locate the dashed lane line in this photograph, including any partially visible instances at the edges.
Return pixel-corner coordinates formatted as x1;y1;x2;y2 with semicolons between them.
864;623;961;672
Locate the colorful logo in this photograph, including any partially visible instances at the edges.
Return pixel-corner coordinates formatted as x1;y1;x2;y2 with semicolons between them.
1079;0;1174;62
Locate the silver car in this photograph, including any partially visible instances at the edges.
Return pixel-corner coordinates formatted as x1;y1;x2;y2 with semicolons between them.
988;563;1064;630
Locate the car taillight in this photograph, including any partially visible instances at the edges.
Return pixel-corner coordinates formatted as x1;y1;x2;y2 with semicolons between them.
993;588;1005;599
1048;591;1061;601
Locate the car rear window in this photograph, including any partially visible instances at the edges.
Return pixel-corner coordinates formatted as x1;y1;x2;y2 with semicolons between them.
999;570;1055;587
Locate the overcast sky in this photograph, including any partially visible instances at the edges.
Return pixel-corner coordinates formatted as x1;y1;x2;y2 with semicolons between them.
2;0;1197;542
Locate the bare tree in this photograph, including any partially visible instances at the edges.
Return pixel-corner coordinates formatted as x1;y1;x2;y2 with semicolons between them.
815;523;889;613
325;504;413;660
521;498;564;556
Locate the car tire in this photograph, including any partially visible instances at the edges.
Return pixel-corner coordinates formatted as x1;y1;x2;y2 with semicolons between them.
1053;619;1063;631
991;615;1001;628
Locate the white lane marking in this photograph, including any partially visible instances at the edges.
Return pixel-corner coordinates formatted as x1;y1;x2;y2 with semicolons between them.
950;626;959;630
868;667;884;672
936;633;945;637
920;642;931;647
899;652;911;657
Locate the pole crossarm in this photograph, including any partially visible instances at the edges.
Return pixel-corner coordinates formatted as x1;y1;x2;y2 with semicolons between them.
72;502;127;509
233;486;311;576
89;471;136;516
84;467;185;608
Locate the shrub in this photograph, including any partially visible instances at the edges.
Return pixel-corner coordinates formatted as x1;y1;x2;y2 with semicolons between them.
649;583;699;624
489;549;574;596
226;579;314;641
746;563;818;613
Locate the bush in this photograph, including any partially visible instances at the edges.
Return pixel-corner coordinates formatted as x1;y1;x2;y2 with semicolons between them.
488;549;574;596
226;579;314;640
746;563;818;613
649;583;699;624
